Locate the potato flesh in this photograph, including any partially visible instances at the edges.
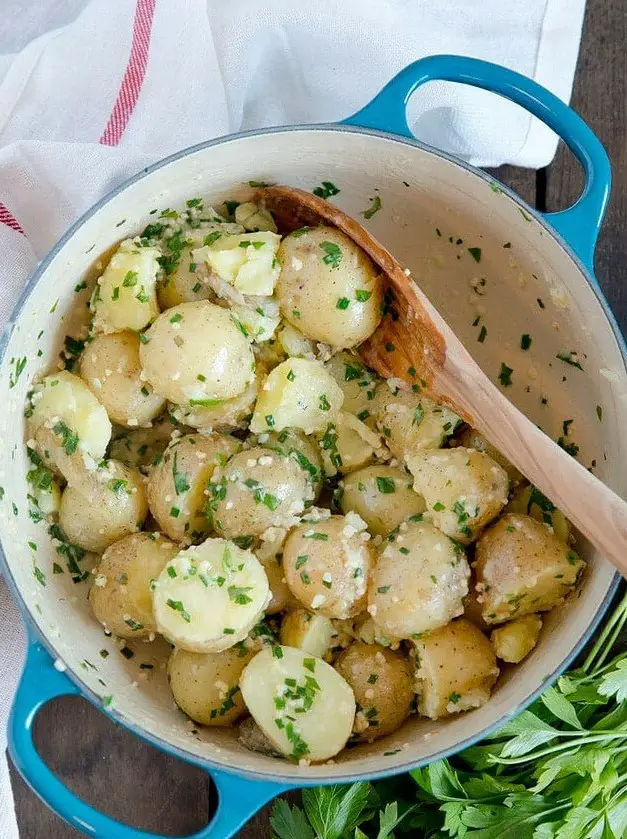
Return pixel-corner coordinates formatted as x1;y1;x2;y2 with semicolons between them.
250;358;344;434
407;447;509;543
152;538;270;653
147;433;240;542
280;608;337;659
139;300;255;405
373;384;460;461
212;446;312;538
491;614;542;663
89;532;178;637
108;417;178;473
80;331;165;426
171;375;259;431
335;643;413;741
277;323;316;358
194;231;281;296
239;646;356;761
277;226;384;349
368;520;470;637
283;515;373;620
59;461;148;552
29;371;112;465
93;239;160;333
168;646;253;726
413;618;499;719
316;413;381;476
234;202;278;233
230;301;281;343
341;464;426;536
474;514;585;624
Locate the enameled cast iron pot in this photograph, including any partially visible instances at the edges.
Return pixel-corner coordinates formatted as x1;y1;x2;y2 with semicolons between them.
0;55;622;838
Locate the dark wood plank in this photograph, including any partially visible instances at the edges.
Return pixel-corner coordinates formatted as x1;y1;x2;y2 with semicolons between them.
544;0;627;332
9;696;211;837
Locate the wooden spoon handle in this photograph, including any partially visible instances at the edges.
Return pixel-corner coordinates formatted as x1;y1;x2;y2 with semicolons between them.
431;302;627;578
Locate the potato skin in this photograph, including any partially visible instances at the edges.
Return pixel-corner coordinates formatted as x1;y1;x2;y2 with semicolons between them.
407;447;509;543
283;515;374;619
89;532;178;637
59;462;148;552
139;300;255;404
253;427;324;499
80;330;166;426
147;433;240;542
255;528;295;614
413;618;499;719
491;614;542;663
341;465;425;536
211;446;312;538
277;226;383;348
335;643;413;741
167;646;253;726
368;520;470;638
457;428;523;486
474;514;585;624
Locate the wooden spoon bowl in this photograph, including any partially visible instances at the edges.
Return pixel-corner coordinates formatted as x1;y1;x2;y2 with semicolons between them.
256;185;627;579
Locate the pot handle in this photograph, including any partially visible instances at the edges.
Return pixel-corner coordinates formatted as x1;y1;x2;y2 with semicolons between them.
343;54;611;270
9;640;291;839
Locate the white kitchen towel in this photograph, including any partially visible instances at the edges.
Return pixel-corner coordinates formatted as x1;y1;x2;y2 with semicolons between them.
0;0;587;835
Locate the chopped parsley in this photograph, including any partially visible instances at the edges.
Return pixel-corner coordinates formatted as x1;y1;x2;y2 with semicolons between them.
468;247;482;263
52;421;79;454
498;363;513;387
362;195;382;219
556;351;583;371
478;325;487;343
376;477;395;494
336;297;350;310
312;181;340;199
166;599;191;622
320;241;342;269
521;334;532;350
355;289;372;302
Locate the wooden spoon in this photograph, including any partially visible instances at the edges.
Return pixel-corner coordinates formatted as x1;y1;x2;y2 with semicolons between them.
256;185;627;579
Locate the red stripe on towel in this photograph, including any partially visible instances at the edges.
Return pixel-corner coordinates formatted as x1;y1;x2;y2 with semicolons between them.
0;202;25;235
99;0;156;146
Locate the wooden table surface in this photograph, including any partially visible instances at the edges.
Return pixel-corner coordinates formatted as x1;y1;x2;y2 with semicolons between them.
8;0;627;835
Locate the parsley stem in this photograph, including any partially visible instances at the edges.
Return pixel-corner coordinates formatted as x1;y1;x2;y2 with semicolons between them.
491;732;627;766
582;592;627;673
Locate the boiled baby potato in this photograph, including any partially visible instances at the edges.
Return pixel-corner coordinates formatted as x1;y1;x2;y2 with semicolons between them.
407;447;509;544
280;608;337;659
193;230;281;296
80;331;166;427
139;300;255;405
89;532;178;637
491;614;542;663
28;371;112;468
341;464;425;536
234;202;278;233
59;461;148;552
283;514;374;620
457;427;522;486
108;415;179;473
373;384;459;461
254;427;324;499
167;646;253;726
343;612;400;650
277;226;384;348
316;413;381;476
462;587;490;633
324;351;380;424
250;358;343;434
230;300;281;343
152;538;270;653
92;238;160;333
156;224;233;309
474;514;585;624
335;643;413;741
147;433;240;543
413;618;499;719
506;484;570;544
368;519;470;638
239;645;356;762
256;527;295;614
210;446;312;539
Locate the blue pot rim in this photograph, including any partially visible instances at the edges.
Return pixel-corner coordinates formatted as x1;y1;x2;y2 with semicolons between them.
0;121;621;785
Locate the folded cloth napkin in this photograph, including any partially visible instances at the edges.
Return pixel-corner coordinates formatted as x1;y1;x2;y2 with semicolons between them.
0;0;586;834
